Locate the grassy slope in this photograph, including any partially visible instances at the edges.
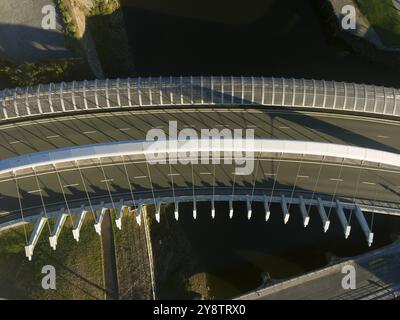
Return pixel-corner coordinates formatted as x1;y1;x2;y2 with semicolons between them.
112;208;152;300
0;215;105;300
358;0;400;47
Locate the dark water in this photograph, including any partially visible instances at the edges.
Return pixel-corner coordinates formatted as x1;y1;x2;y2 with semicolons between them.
120;0;400;298
171;202;399;299
121;0;400;87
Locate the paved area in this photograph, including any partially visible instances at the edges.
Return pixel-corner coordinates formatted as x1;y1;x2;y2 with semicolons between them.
0;0;71;62
239;242;400;300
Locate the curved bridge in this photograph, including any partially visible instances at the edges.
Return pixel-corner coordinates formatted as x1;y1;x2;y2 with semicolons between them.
0;76;400;261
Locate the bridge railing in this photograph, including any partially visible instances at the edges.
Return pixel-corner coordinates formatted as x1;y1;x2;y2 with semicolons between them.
1;76;399;121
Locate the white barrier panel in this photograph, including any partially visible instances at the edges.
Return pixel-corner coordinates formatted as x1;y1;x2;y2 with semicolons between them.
1;77;399;123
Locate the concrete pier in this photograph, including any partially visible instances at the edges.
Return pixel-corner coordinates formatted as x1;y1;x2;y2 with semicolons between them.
155;200;161;223
354;206;374;246
280;195;290;224
72;205;88;242
49;209;68;250
264;195;270;221
25;213;47;261
247;195;252;220
336;200;351;239
229;199;234;219
193;197;197;220
174;201;179;221
299;196;310;227
115;199;127;229
94;204;107;235
317;197;330;232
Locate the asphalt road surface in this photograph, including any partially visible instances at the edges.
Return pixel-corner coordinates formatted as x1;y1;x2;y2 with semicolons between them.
0;108;399;220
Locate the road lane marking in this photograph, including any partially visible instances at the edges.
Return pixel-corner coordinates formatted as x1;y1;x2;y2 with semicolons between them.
63;183;79;188
167;173;181;176
297;175;309;179
362;182;376;185
28;189;42;194
9;140;23;144
329;178;344;182
119;128;131;131
278;126;290;129
200;172;212;175
134;175;147;179
83;130;97;134
101;179;114;183
377;135;389;139
46;135;60;139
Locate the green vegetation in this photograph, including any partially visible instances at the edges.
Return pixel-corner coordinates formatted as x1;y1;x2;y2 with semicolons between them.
87;0;135;77
0;58;92;88
149;204;210;299
111;208;152;300
0;215;105;300
358;0;400;47
57;0;79;39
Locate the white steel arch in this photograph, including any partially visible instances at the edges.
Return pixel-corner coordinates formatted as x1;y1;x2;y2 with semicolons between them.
0;139;399;177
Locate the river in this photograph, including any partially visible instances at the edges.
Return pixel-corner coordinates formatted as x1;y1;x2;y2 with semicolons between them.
120;0;400;299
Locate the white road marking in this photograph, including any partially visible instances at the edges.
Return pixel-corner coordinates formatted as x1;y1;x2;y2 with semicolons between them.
28;189;41;194
101;179;114;183
278;126;290;129
63;183;79;188
83;130;97;134
362;182;376;186
200;172;212;175
46;135;60;139
264;173;276;176
377;135;389;139
167;173;181;176
119;128;131;131
9;140;23;144
297;175;309;179
134;175;147;179
329;178;344;182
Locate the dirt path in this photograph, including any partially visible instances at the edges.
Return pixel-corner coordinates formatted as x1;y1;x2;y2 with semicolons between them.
101;212;119;300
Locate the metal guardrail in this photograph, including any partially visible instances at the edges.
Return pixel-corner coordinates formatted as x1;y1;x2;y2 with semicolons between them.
0;77;399;121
